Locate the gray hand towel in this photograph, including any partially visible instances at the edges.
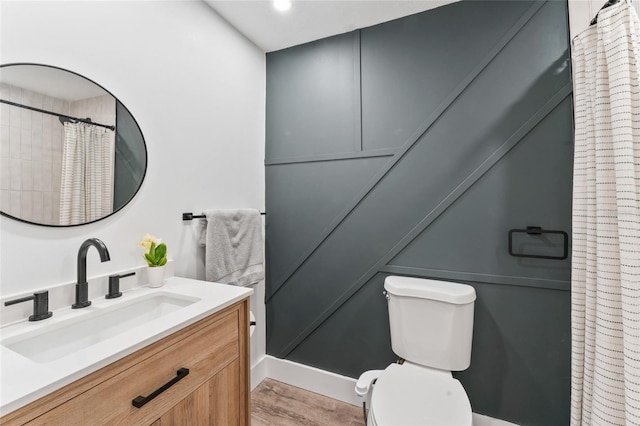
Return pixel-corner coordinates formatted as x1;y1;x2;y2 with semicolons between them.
199;209;264;286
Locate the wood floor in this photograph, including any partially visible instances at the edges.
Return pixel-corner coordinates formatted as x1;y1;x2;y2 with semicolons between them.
251;379;365;426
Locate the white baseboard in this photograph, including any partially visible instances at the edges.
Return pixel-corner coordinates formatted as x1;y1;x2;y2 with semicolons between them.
251;355;360;405
251;355;269;390
472;413;520;426
251;355;520;425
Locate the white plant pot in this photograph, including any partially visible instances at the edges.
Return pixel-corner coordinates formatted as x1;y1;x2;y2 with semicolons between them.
147;265;166;288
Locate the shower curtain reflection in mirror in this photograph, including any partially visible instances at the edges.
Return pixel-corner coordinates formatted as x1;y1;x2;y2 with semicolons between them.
59;122;114;225
1;64;147;227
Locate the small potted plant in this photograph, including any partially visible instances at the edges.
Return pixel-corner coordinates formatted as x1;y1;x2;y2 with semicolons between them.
140;234;168;287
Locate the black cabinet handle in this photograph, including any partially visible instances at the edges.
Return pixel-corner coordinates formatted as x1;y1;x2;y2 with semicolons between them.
132;368;189;408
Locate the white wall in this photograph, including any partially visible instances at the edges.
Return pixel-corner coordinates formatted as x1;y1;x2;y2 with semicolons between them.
0;1;265;295
568;0;640;39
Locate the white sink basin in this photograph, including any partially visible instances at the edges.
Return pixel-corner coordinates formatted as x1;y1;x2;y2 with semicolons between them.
2;292;199;363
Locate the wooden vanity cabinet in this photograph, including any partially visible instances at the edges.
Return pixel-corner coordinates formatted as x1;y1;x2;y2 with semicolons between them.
0;299;250;426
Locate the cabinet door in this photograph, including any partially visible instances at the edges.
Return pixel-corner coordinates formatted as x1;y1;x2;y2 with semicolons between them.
157;382;210;425
157;359;241;426
210;359;241;426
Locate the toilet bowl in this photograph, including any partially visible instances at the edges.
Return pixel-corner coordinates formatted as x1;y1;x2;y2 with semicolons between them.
356;276;476;426
368;363;472;426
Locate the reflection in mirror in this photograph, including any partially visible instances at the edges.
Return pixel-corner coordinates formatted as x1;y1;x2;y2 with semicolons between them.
0;64;147;226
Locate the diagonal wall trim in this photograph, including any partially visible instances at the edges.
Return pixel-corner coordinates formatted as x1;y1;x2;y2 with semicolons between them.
276;82;573;357
265;148;396;165
266;1;548;301
379;265;571;292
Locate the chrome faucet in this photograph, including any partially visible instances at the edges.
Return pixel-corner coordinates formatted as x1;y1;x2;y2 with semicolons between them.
72;238;111;309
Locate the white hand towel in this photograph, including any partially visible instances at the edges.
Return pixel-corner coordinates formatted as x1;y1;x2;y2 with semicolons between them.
199;209;264;286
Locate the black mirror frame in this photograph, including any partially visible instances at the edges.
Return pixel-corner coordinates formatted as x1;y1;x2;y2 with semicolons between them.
0;62;148;227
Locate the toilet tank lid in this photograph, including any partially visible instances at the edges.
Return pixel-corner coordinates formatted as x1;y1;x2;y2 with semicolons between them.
384;276;476;304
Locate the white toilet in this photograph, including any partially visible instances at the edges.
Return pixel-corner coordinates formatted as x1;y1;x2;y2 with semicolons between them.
356;276;476;426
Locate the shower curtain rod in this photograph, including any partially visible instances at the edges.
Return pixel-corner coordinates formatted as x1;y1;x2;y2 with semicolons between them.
0;99;115;131
590;0;622;25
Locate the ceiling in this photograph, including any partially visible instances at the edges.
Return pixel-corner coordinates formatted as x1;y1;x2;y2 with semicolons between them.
205;0;459;52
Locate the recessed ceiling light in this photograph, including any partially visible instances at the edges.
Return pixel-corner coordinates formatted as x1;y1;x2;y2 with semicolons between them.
273;0;292;12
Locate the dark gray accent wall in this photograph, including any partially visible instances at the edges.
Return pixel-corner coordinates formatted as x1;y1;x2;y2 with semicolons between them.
266;156;391;286
360;0;533;151
265;1;573;425
114;101;146;211
266;32;361;159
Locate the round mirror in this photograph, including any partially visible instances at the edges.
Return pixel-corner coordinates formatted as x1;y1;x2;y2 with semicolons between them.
0;63;147;226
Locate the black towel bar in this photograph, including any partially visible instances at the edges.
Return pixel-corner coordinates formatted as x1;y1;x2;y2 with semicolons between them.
183;211;265;221
508;226;568;260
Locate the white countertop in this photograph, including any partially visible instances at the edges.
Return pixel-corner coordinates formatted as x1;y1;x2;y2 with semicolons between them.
0;277;252;416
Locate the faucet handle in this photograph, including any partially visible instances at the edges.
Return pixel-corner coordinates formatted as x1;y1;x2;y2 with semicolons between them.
106;272;136;299
5;291;53;321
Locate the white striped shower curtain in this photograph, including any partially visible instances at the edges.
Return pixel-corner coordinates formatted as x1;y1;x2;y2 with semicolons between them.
59;122;114;225
571;1;640;424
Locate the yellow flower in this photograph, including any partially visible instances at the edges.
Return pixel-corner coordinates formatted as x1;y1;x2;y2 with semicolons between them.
139;234;159;252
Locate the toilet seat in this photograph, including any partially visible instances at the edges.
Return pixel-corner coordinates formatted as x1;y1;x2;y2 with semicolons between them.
369;362;472;426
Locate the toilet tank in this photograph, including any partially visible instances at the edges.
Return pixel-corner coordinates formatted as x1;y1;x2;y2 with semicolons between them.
384;276;476;371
